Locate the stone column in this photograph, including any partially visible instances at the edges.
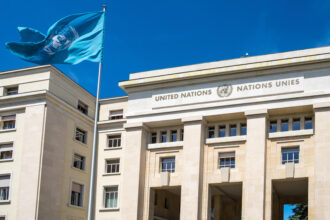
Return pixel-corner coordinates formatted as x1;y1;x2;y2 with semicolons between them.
313;102;330;219
121;122;148;220
243;109;267;220
180;116;205;220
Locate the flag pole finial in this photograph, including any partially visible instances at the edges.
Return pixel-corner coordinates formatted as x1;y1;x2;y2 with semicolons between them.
102;5;107;11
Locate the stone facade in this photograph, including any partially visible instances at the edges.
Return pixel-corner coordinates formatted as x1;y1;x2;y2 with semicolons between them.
2;46;330;220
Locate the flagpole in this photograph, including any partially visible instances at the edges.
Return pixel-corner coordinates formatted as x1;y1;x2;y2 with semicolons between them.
87;5;106;220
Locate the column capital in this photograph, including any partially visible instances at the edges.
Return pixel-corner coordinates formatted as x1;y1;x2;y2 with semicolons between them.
181;115;206;124
124;122;149;131
313;102;330;110
245;109;268;117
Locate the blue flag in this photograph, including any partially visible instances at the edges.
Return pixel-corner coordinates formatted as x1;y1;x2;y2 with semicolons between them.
6;11;105;64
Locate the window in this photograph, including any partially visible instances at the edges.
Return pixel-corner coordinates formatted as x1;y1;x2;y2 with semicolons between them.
269;120;277;133
170;130;177;142
208;126;215;138
282;147;299;164
71;182;83;207
180;129;184;141
219;125;226;137
304;117;313;130
109;110;123;120
73;154;85;170
108;135;121;148
0;175;10;201
230;124;237;136
219;152;235;169
292;118;301;131
0;216;5;220
161;131;167;143
5;86;18;96
161;157;175;173
75;128;87;144
281;119;289;132
151;132;157;144
0;144;13;160
2;115;16;130
240;123;247;135
105;159;120;174
77;100;88;115
104;186;118;208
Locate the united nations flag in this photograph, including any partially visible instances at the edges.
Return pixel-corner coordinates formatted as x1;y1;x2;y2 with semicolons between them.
5;11;105;64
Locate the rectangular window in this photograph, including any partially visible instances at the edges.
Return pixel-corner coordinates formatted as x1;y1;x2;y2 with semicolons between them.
170;130;177;142
108;135;121;148
219;152;235;169
0;217;5;220
5;86;18;96
269;120;277;133
219;125;226;137
240;123;247;135
0;175;10;201
292;118;301;131
2;115;16;130
230;124;237;136
109;110;123;120
282;147;299;164
73;154;85;170
106;159;120;174
161;157;175;173
161;131;167;143
0;144;13;160
304;117;313;130
180;129;184;141
77;100;88;115
104;186;118;208
208;126;215;138
71;182;83;207
75;128;87;144
151;132;157;144
281;119;289;132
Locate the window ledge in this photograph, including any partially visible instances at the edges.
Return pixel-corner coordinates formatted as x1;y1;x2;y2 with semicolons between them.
104;147;122;151
68;204;84;210
206;136;246;144
268;129;313;139
0;159;13;163
99;207;120;212
148;141;183;150
98;119;126;125
0;200;10;204
73;139;88;147
102;173;121;176
71;167;87;174
0;129;16;133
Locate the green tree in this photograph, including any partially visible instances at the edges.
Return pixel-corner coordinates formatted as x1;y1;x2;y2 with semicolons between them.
289;203;308;220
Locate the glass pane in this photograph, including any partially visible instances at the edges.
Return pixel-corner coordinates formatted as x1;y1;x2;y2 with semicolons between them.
304;118;313;129
292;119;300;131
219;126;226;137
281;120;289;132
240;124;247;135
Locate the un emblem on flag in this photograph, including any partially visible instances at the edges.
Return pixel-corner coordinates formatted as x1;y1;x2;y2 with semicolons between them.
217;84;233;97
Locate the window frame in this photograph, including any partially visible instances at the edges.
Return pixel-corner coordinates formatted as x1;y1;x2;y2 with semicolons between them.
0;173;12;202
103;185;119;209
281;147;300;165
107;135;121;148
208;126;215;138
219;152;236;169
151;132;157;144
1;115;16;130
4;86;18;96
109;110;123;120
105;158;120;174
72;153;86;171
160;157;175;173
77;100;88;115
0;143;13;161
70;181;84;207
75;127;87;144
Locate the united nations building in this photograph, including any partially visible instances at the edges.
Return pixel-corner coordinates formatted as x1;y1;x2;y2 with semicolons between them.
1;46;330;220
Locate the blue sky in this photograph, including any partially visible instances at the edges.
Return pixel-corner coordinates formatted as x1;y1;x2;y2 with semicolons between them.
1;0;330;101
